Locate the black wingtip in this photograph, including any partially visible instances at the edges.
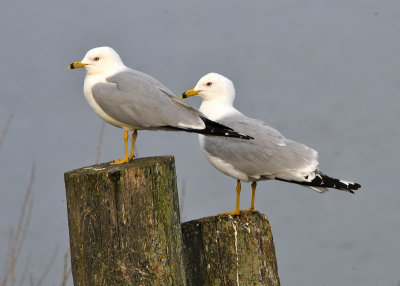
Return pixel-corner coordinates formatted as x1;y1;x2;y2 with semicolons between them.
277;172;361;193
160;116;253;140
201;116;253;140
346;182;361;192
210;129;254;140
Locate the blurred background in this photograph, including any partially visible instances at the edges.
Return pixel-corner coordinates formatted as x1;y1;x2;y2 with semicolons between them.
1;0;399;285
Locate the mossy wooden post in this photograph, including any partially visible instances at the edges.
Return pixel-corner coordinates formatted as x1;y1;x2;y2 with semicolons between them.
181;212;280;286
64;156;186;286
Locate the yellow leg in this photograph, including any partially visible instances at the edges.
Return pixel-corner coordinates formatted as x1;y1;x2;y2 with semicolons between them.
128;130;138;160
221;180;241;216
110;130;129;165
243;182;257;213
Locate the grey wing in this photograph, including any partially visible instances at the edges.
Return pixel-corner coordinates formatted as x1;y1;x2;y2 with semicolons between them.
92;71;205;130
131;69;175;95
219;114;287;147
126;70;205;117
202;114;318;180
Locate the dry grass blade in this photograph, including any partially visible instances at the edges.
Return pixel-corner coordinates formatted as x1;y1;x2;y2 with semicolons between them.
17;254;31;286
1;230;14;286
35;247;58;286
14;164;35;260
1;163;35;286
29;274;33;286
15;199;33;271
0;113;14;149
60;249;71;286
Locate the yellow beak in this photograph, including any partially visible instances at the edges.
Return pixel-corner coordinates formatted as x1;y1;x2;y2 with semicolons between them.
68;61;87;70
181;88;200;99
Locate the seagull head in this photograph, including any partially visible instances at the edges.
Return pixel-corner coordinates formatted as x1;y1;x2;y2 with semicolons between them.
181;73;235;106
68;46;125;75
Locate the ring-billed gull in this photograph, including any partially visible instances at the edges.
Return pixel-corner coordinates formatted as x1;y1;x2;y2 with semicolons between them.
182;73;361;215
68;47;251;164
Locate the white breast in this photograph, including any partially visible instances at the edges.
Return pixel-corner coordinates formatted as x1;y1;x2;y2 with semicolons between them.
198;135;250;182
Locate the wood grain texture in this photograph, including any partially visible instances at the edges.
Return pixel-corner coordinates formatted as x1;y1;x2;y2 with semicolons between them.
64;156;186;286
182;212;280;286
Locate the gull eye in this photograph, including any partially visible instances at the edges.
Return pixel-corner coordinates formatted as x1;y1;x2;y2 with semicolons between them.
93;57;100;61
206;82;212;86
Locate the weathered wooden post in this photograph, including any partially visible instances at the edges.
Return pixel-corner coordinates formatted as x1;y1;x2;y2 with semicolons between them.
181;212;280;286
64;156;280;285
64;156;186;286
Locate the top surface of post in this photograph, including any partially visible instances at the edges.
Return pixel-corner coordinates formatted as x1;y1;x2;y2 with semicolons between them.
64;155;174;177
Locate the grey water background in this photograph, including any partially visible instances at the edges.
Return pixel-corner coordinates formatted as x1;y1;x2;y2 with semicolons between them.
0;0;399;285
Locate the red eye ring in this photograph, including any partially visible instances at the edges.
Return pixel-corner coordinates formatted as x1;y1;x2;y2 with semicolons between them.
206;82;212;86
93;57;100;61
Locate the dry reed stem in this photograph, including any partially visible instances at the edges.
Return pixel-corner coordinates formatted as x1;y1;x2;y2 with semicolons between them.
36;247;58;286
60;249;71;286
17;254;31;286
1;163;35;286
0;113;14;149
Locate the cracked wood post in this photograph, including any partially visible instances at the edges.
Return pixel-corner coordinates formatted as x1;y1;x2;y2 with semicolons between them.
64;156;186;286
181;212;280;286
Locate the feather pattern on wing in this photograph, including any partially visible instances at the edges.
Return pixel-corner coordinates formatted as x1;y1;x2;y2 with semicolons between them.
92;71;206;130
200;112;318;182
